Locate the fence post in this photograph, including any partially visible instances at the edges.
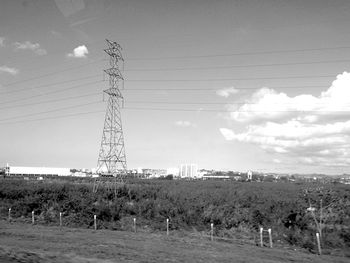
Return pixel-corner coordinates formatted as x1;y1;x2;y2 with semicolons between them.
59;212;62;227
268;228;273;248
94;215;97;231
32;211;35;225
316;232;322;255
166;218;169;236
211;223;214;241
8;208;11;221
133;217;136;233
260;227;263;247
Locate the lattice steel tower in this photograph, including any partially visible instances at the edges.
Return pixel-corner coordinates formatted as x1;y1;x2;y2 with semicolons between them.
96;39;127;180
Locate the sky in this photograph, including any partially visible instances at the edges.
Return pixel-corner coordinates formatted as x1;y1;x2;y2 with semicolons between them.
1;0;350;175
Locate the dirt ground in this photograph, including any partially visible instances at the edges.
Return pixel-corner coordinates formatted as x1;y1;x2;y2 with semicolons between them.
0;220;348;263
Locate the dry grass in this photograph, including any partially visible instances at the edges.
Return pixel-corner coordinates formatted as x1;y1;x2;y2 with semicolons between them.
0;221;348;263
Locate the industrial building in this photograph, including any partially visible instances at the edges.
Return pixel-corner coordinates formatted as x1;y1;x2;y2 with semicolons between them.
5;164;71;177
179;164;199;179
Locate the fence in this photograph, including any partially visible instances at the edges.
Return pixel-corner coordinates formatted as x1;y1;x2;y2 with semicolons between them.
1;206;322;255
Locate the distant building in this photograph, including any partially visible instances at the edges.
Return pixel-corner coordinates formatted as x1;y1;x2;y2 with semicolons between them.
179;164;198;179
142;168;167;178
166;167;180;177
203;174;230;180
5;164;71;177
247;170;253;181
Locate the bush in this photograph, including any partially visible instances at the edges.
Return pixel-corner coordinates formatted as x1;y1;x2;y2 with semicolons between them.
0;178;348;253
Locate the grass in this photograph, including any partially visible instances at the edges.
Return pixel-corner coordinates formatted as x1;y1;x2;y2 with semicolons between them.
0;220;348;263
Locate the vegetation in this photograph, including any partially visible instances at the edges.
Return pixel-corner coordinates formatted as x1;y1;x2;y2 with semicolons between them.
0;178;349;255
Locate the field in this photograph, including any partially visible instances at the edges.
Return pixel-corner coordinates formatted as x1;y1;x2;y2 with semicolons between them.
0;220;349;263
0;178;349;262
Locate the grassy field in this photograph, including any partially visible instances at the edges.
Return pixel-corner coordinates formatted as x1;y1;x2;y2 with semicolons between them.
0;178;349;256
0;220;348;263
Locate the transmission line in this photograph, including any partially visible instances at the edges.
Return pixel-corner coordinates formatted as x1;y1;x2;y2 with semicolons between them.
127;46;350;60
1;80;101;105
124;85;326;91
125;58;350;72
0;92;100;111
0;107;350;125
0;101;103;122
0;74;101;95
0;110;105;126
0;60;103;88
126;74;336;82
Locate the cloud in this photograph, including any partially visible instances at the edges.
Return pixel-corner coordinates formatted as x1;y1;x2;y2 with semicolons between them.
220;72;350;168
273;159;281;164
0;37;5;47
67;45;88;58
0;66;19;75
216;87;239;98
54;0;85;17
226;72;350;123
50;30;62;38
14;41;47;55
175;120;196;127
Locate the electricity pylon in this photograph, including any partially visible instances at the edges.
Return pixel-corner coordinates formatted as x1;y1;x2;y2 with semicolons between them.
93;39;127;193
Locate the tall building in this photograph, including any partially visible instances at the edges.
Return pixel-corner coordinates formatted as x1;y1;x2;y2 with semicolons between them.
179;164;198;179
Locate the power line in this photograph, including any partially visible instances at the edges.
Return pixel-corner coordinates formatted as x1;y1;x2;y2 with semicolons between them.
0;45;348;95
126;101;350;106
0;60;103;88
0;110;105;126
1;80;102;105
2;97;349;113
1;57;346;96
0;71;340;97
0;70;339;96
124;107;350;113
0;74;101;95
0;101;104;122
2;106;350;126
124;85;326;91
126;46;350;60
125;58;350;72
0;92;101;111
126;74;336;82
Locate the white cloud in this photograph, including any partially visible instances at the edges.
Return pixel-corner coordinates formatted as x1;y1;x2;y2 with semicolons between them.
67;45;88;58
14;41;47;55
175;120;196;127
216;87;239;98
0;66;19;75
51;30;62;38
0;37;5;47
226;72;350;123
220;72;350;168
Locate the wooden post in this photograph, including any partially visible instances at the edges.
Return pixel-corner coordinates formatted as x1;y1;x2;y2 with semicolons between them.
8;208;11;221
32;211;35;225
319;199;323;239
268;228;273;248
166;218;169;236
260;227;263;247
133;218;136;233
59;212;62;227
94;215;97;231
210;223;214;241
316;233;322;255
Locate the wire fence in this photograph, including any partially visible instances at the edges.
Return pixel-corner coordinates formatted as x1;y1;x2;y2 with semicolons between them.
1;205;327;255
1;206;262;245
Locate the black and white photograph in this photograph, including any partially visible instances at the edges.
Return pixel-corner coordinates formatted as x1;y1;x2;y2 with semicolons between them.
0;0;349;262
